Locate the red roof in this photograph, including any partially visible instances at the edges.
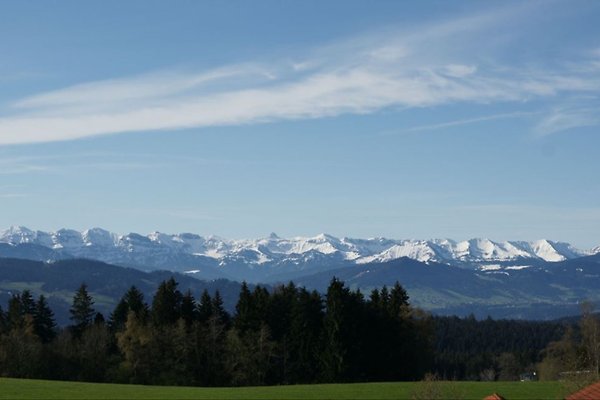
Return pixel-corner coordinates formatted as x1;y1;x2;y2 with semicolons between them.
567;381;600;400
483;394;504;400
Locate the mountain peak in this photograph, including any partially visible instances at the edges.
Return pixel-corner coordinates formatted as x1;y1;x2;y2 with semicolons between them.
0;227;591;274
4;225;33;234
313;233;336;241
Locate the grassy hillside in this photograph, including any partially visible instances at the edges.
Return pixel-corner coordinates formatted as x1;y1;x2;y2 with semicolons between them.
0;378;566;400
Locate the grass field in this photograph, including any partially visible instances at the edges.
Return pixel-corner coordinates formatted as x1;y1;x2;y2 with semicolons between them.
0;378;567;399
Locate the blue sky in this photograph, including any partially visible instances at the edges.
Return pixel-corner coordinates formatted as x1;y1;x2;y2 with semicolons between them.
0;0;599;247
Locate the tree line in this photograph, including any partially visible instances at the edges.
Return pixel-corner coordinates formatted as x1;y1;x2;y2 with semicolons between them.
0;277;591;386
0;278;431;385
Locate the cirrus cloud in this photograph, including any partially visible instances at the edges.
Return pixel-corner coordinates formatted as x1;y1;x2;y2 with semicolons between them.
1;3;599;145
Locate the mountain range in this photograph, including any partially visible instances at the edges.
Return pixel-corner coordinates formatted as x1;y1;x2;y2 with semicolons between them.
1;226;599;321
1;226;597;283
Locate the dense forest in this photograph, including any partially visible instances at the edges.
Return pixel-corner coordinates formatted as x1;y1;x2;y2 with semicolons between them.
0;277;595;386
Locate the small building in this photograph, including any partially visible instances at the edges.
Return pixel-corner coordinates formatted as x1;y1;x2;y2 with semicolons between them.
519;371;537;381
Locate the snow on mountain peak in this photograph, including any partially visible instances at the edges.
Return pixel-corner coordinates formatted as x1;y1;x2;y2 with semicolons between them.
452;238;533;261
514;239;571;262
1;226;35;243
0;227;591;270
82;228;116;247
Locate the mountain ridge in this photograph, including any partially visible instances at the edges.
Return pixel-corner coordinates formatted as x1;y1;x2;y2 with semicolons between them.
1;226;597;283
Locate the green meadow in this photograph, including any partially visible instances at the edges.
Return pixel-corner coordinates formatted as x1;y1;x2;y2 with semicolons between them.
0;378;566;400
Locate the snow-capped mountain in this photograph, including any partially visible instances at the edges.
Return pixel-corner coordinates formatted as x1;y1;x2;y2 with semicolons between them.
0;226;596;282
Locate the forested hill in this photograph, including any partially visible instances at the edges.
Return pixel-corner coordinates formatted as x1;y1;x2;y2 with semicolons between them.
2;254;600;322
295;254;600;319
0;274;580;385
0;257;244;325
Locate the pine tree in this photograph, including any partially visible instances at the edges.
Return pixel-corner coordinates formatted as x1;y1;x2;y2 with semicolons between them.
125;286;148;321
151;278;182;326
389;282;410;317
197;289;213;322
70;283;95;336
234;282;253;333
369;288;381;306
288;287;323;383
109;298;130;331
94;312;105;325
33;295;56;343
180;290;196;325
20;290;36;316
212;290;230;326
321;278;349;382
252;286;270;326
7;294;23;330
110;286;149;330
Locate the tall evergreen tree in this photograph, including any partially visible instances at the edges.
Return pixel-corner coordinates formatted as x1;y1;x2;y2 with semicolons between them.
110;286;149;330
288;287;323;383
180;290;196;325
197;289;213;322
252;286;270;326
212;290;230;326
7;294;23;330
70;283;95;336
33;295;56;343
94;312;105;325
20;290;36;316
234;282;253;333
389;282;410;317
125;286;148;319
109;298;130;331
151;278;182;326
321;278;350;382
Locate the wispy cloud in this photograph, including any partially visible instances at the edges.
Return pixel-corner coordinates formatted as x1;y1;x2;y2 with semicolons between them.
535;106;600;136
0;152;232;175
0;193;28;199
0;162;49;174
0;3;599;145
400;111;538;134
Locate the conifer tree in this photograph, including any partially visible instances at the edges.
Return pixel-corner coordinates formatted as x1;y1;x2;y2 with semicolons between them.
94;312;105;325
70;283;95;336
288;287;323;383
369;288;381;306
110;286;148;330
389;282;410;317
180;290;196;325
124;286;148;320
197;289;213;322
321;278;349;382
234;282;253;333
33;295;56;343
252;286;270;326
7;294;23;330
151;278;182;326
212;290;230;326
20;290;36;316
109;298;129;331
